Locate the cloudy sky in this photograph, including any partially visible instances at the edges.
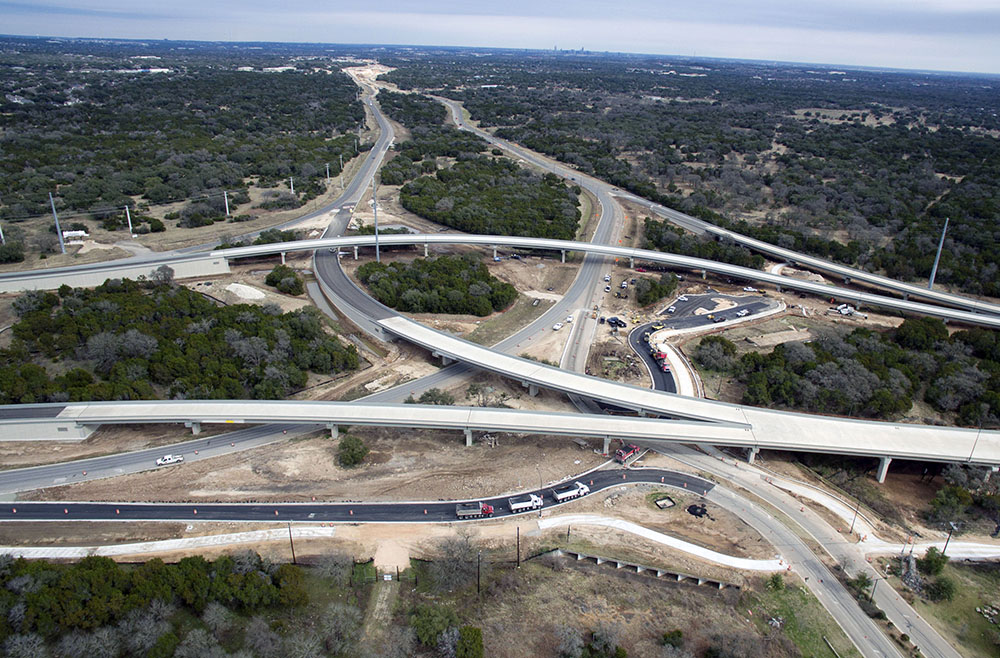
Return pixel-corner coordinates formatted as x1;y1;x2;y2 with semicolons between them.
3;0;999;73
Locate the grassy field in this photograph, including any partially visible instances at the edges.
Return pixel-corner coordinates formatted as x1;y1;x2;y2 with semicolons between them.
753;581;863;658
466;295;554;346
903;561;1000;657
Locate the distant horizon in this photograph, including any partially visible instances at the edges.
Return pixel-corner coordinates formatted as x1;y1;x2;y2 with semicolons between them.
4;32;1000;79
1;1;998;75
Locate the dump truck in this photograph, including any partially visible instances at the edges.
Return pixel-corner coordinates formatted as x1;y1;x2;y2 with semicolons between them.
508;493;543;513
455;501;494;519
551;481;591;502
615;444;641;464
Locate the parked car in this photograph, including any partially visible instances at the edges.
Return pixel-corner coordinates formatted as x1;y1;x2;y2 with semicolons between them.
667;306;676;313
743;286;758;292
604;274;611;282
678;295;688;302
552;322;564;331
565;315;574;323
604;285;611;292
651;323;664;330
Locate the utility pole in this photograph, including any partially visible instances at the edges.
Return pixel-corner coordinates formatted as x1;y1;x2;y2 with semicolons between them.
869;577;878;603
477;550;482;595
49;192;66;254
372;177;380;263
516;526;521;568
942;522;957;557
223;190;230;218
124;206;135;236
287;523;297;564
849;498;861;535
928;217;949;290
340;154;345;191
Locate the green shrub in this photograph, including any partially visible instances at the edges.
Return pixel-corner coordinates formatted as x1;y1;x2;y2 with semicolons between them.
457;626;484;658
410;603;459;646
337;435;369;467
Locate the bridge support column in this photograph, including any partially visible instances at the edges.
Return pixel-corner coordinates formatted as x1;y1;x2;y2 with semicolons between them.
603;437;611;455
465;429;473;447
353;246;358;260
876;456;892;483
638;409;647;417
424;244;428;257
493;246;497;259
280;252;286;265
985;466;999;483
903;293;908;301
186;422;201;435
629;257;635;268
560;250;566;264
844;277;852;285
327;424;339;439
746;447;759;465
528;383;538;397
701;269;707;279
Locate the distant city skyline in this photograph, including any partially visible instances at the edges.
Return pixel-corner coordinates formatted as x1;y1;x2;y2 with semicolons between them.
2;0;999;74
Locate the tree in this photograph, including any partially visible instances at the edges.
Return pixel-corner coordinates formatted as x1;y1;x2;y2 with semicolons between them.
660;629;684;648
410;603;459;647
766;573;785;591
320;602;363;655
456;626;484;658
555;625;585;658
338;435;369;467
404;388;456;405
150;265;174;285
244;616;282;658
917;547;949;576
428;536;482;593
926;576;956;602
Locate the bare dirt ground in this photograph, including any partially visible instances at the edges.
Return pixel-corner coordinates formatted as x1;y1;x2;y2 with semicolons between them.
0;521;276;547
0;424;237;470
24;429;607;503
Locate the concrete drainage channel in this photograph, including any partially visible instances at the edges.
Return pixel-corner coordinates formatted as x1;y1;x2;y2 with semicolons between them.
542;548;739;590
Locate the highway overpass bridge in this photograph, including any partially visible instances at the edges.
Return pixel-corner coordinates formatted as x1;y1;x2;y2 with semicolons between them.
3;234;1000;328
4;399;999;482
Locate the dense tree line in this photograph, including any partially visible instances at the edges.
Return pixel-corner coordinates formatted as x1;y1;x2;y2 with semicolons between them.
380;52;1000;296
633;273;678;307
377;91;487;185
0;278;358;404
694;318;1000;426
0;38;364;229
357;254;517;316
401;157;581;239
644;217;765;270
0;552;306;644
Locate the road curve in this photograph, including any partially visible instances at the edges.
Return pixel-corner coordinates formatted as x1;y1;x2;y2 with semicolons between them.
0;467;712;524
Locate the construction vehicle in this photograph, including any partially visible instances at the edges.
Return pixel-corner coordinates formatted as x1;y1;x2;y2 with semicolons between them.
615;444;641;464
551;481;591;502
508;493;543;513
456;502;494;519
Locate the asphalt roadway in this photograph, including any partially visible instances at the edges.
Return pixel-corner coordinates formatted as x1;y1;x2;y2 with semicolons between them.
0;467;712;524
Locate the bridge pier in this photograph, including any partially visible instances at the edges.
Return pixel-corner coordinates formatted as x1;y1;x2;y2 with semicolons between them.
876;456;892;483
629;257;634;268
424;244;428;257
903;293;908;301
603;437;611;455
746;447;759;465
560;250;566;264
327;423;339;439
432;351;454;366
353;246;358;260
465;429;473;447
280;252;286;265
185;421;201;435
701;269;707;279
493;246;497;259
986;466;999;483
844;276;851;285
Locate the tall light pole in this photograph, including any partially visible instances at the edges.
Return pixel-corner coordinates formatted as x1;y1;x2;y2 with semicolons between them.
942;521;958;557
928;217;949;290
49;192;66;254
372;177;380;263
849;498;862;535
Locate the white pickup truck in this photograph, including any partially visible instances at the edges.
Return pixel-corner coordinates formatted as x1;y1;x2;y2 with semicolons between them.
155;454;184;466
